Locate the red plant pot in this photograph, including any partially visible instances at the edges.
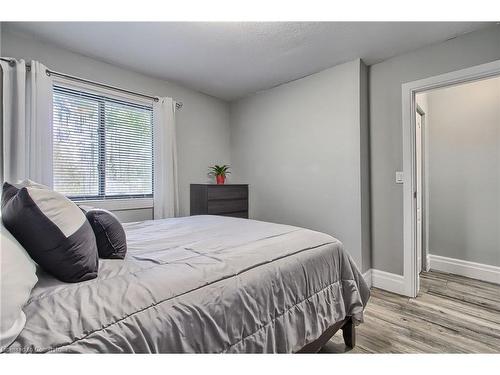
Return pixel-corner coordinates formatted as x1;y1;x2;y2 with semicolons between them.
216;175;226;185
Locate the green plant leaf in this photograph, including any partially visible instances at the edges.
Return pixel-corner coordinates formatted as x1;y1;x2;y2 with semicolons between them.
208;164;231;177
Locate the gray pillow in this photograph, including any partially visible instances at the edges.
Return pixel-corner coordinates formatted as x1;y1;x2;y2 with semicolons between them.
1;182;98;283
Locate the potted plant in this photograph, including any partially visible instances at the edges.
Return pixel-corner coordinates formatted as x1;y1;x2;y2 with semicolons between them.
209;164;231;185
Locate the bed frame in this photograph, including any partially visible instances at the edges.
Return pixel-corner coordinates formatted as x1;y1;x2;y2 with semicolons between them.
297;317;355;353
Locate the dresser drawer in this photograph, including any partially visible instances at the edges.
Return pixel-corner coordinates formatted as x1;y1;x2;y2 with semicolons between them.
190;184;249;218
207;199;248;214
207;185;248;200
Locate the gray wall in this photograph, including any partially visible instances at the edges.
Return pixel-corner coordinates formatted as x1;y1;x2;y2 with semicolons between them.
4;23;500;273
359;61;371;273
230;59;371;271
1;28;231;221
370;25;500;275
0;23;2;185
426;77;500;267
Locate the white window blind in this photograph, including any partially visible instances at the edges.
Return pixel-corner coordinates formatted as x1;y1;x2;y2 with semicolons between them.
53;85;153;200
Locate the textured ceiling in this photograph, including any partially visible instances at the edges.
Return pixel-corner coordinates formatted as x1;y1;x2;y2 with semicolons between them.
3;22;495;100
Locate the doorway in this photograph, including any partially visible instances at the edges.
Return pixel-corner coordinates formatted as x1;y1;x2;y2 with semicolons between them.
401;59;500;297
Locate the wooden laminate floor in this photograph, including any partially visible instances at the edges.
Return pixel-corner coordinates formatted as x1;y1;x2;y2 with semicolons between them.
321;271;500;353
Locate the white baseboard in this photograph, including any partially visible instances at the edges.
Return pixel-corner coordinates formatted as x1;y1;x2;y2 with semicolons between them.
429;254;500;285
371;269;406;295
362;268;406;295
362;269;372;288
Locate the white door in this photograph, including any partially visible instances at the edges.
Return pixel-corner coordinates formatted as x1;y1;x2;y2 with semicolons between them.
416;111;423;274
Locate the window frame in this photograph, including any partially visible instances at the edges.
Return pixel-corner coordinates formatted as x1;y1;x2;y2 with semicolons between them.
52;77;154;210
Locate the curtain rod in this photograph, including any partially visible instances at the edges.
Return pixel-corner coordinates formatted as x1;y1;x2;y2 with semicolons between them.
0;57;183;110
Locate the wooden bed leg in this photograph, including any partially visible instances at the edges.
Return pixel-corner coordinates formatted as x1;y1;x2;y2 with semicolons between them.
342;318;356;349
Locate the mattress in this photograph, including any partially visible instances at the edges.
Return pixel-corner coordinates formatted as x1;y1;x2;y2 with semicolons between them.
7;215;370;353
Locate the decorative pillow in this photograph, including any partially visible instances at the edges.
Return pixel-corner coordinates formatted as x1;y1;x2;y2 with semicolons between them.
1;179;49;207
81;207;127;259
1;182;99;283
0;222;38;350
15;179;50;190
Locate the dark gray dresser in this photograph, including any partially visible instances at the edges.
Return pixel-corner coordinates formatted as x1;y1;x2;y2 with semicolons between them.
190;184;248;218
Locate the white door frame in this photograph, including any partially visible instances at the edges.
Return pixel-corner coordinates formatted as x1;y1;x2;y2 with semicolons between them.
401;59;500;297
415;106;424;275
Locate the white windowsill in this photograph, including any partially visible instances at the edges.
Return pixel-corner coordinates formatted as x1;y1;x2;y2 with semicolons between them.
73;198;154;211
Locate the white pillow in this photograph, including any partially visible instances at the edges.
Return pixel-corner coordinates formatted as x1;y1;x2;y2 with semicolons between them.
0;222;38;350
14;179;49;190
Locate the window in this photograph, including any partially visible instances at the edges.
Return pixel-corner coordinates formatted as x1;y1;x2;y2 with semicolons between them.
52;85;153;200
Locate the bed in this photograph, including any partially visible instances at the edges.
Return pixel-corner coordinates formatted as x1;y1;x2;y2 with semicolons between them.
7;215;370;353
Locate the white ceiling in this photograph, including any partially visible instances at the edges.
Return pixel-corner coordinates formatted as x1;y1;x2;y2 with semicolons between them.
3;22;495;100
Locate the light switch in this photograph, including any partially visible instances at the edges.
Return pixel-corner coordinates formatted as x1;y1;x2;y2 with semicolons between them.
395;171;404;184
